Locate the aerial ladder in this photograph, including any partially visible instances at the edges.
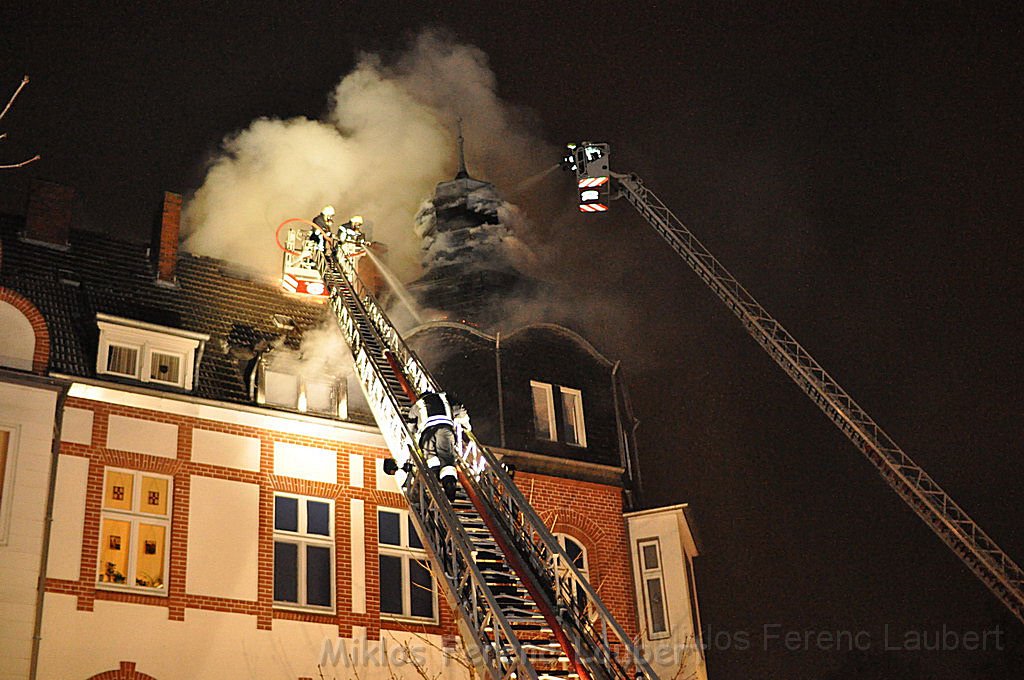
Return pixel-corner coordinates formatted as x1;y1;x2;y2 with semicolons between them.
296;223;657;680
561;142;1024;624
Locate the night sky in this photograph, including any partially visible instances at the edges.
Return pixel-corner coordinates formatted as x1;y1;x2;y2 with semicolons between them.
3;3;1023;678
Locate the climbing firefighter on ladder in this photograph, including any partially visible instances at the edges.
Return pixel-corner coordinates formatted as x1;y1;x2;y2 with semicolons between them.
385;391;470;501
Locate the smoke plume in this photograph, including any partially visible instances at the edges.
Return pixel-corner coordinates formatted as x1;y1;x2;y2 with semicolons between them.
183;30;555;281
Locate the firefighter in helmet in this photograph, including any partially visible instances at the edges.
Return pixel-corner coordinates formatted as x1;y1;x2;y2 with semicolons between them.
337;214;365;244
406;391;469;501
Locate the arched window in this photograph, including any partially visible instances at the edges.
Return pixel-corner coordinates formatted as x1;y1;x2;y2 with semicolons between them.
554;533;593;619
0;300;35;370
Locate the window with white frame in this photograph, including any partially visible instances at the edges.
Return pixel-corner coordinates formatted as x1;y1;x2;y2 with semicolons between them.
560;387;587;447
531;381;587;447
273;494;335;610
531;381;557;441
554;533;594;619
97;468;172;592
96;314;206;390
264;370;300;407
378;508;436;621
637;538;670;638
0;426;18;544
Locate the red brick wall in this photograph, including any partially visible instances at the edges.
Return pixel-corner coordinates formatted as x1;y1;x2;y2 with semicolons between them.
49;396;637;646
514;471;639;640
0;286;50;373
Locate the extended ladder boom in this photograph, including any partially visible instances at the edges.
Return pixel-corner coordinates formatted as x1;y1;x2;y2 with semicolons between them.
308;234;656;680
569;151;1023;623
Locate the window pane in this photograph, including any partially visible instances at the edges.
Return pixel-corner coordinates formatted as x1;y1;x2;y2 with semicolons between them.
379;555;403;614
306;545;332;607
646;576;668;634
307;500;331;536
642;543;660;570
561;391;583;445
274;496;298;532
274;541;298;602
265;371;299;407
98;518;131;584
532;383;554;440
139;476;169;516
136;523;166;588
410;558;434;619
106;345;138;376
563;536;585;568
378;510;400;546
306;380;334;413
104;470;134;511
149;351;182;384
407;517;423;549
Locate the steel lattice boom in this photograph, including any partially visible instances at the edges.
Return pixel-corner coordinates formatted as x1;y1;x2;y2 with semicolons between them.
307;232;657;680
570;151;1023;623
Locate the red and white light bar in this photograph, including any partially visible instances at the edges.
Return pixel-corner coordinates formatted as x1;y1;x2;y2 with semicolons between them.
579;203;609;212
578;176;609;188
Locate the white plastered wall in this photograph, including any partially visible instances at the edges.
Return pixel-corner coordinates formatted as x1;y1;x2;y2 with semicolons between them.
186;475;261;601
626;505;709;680
38;594;472;680
0;382;59;680
0;302;35;371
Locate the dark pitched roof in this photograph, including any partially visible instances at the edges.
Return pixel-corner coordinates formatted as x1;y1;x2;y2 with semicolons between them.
0;213;363;420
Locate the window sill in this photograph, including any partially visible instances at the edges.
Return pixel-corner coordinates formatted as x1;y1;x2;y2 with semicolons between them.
273;602;336;615
380;613;439;626
96;583;168;597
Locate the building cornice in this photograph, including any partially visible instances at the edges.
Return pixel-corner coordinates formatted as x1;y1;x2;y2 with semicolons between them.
52;373;385;447
490;446;625;487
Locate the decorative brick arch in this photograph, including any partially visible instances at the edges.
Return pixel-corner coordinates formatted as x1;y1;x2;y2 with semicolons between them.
0;287;50;373
85;661;158;680
548;509;605;554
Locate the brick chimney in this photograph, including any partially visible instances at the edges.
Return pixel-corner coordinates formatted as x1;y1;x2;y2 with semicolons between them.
24;180;74;248
152;191;182;284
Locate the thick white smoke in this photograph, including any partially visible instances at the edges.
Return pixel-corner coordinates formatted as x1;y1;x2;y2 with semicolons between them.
183;30;554;280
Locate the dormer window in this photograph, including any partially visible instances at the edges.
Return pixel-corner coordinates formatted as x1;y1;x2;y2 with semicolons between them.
257;356;349;419
96;314;207;391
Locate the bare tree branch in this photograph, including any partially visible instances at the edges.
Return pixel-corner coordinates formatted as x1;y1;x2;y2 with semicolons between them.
0;154;41;170
0;75;29;124
1;76;40;170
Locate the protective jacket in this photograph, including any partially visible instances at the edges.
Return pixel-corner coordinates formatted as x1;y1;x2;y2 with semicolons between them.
408;392;454;444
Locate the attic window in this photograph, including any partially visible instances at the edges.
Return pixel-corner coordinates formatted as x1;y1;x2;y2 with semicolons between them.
258;359;348;419
96;314;208;391
530;381;587;448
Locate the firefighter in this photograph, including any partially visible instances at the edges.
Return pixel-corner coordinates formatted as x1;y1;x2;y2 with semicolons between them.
406;391;467;501
312;205;335;234
337;215;365;244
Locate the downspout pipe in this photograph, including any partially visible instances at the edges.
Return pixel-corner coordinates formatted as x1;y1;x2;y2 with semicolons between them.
612;361;644;509
495;332;506;448
30;378;70;680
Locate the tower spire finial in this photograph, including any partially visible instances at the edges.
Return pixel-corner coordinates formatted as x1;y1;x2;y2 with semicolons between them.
455;116;468;179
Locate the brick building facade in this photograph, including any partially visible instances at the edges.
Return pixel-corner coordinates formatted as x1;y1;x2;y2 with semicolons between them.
0;175;707;680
